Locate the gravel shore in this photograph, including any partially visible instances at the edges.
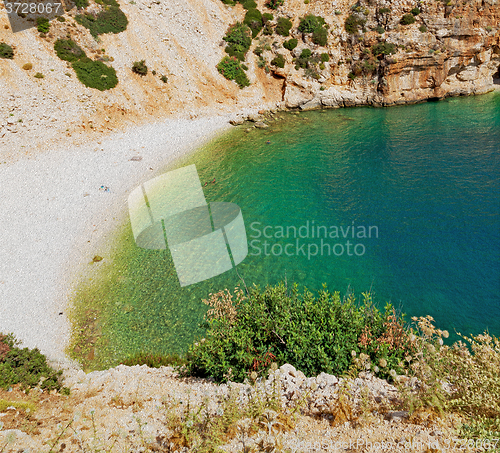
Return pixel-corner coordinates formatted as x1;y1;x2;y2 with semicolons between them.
0;115;231;370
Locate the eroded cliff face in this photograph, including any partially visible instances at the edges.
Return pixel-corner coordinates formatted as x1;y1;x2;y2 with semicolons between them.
273;0;500;109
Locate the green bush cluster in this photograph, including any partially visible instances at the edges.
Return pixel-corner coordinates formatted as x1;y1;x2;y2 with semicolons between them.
378;7;391;14
376;25;385;34
283;38;298;50
54;38;118;90
36;17;50;33
54;38;86;62
132;59;147;75
271;53;285;68
0;333;68;393
74;0;89;8
0;42;14;59
75;6;128;38
298;15;328;45
266;0;284;9
372;41;396;58
400;13;416;25
223;22;252;61
217;56;250;88
241;0;256;9
320;52;329;62
244;8;263;38
344;14;365;34
185;283;412;383
275;17;292;36
411;7;421;15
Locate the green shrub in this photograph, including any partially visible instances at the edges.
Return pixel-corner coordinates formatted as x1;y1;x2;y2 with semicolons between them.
344;14;365;34
266;0;284;9
217;56;250;88
271;53;285;68
224;22;252;60
376;25;385;34
241;0;256;9
57;15;66;22
75;6;128;38
275;17;292;36
160;75;168;83
54;38;86;62
0;333;67;392
0;42;14;59
300;48;311;58
419;25;427;32
132;59;147;75
312;26;328;46
400;13;416;25
262;22;273;35
320;52;329;62
379;7;391;14
262;12;273;22
72;57;118;90
244;8;263;38
372;41;396;58
335;10;342;15
74;0;89;8
34;72;44;78
36;17;50;33
283;38;298;50
298;14;325;33
410;7;421;15
185;284;412;383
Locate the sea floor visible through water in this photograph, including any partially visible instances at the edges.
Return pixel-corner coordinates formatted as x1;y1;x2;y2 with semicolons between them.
68;92;500;370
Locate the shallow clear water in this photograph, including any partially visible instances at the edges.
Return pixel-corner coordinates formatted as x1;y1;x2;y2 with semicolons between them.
71;92;500;369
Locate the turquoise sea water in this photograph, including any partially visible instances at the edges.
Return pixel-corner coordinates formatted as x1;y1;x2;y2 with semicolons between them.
71;92;500;368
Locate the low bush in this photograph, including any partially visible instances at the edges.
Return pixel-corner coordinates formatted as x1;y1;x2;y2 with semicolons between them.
298;14;325;33
36;17;50;33
132;59;147;75
320;52;329;62
185;283;412;383
275;17;292;36
378;7;391;14
344;14;365;34
376;26;385;34
411;7;421;15
34;72;44;78
0;42;14;59
262;12;273;22
271;53;285;68
121;352;186;367
217;56;250;88
283;38;297;50
22;62;32;70
266;0;284;9
57;15;66;22
244;8;263;38
75;6;128;38
0;333;68;393
300;48;311;58
223;22;252;60
74;0;89;8
72;57;118;90
262;22;273;35
419;25;427;33
160;75;168;83
372;41;396;58
241;0;256;9
400;13;416;25
312;26;328;46
54;38;86;62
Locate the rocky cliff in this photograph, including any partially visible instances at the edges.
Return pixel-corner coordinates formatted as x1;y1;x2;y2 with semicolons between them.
0;0;498;151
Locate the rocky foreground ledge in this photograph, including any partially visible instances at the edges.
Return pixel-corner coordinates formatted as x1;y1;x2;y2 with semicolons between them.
0;363;466;452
